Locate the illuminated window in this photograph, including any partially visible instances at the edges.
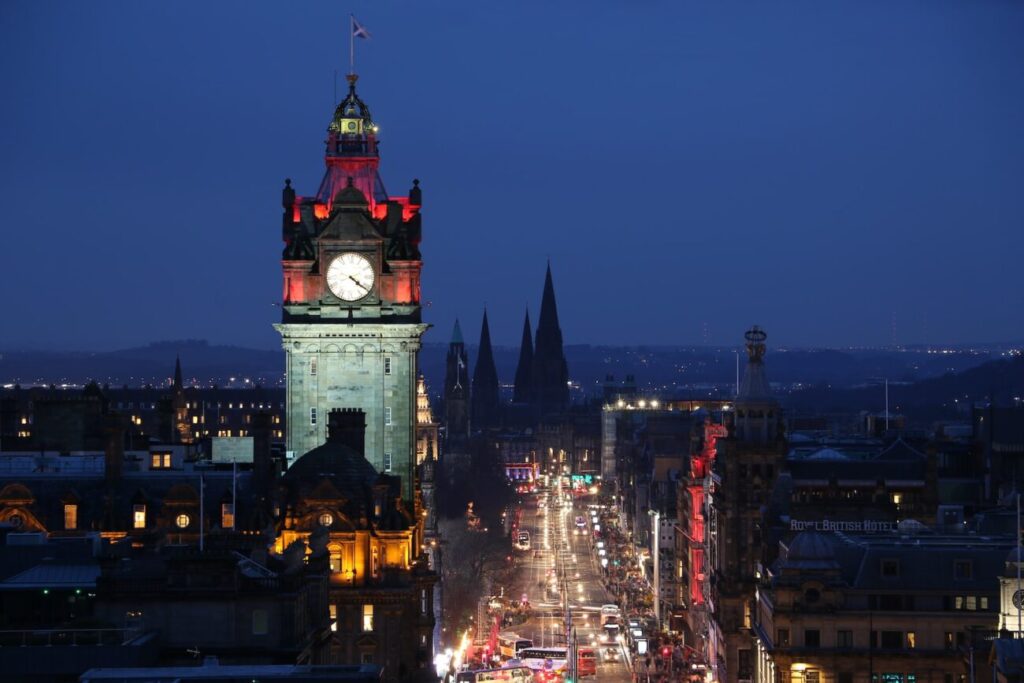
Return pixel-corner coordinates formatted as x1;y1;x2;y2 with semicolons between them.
383;452;392;473
329;604;338;632
175;513;190;529
329;548;342;573
64;504;78;530
191;415;198;424
222;503;235;529
133;505;146;529
362;604;374;631
891;493;902;505
151;454;162;468
384;357;392;375
163;453;171;468
319;512;334;527
384;407;392;426
310;407;317;426
906;632;916;648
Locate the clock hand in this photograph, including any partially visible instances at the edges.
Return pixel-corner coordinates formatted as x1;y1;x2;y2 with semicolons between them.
348;275;368;291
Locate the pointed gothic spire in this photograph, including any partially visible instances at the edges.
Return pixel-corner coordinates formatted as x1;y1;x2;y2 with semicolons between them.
513;309;534;404
444;318;470;444
531;263;570;415
471;310;501;431
173;355;183;390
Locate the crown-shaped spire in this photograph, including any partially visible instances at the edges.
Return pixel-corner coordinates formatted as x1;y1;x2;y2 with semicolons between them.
328;74;376;135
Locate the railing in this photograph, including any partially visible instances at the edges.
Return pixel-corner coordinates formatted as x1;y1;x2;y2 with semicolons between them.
0;627;137;648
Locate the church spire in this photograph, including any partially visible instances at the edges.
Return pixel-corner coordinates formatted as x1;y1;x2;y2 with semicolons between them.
444;318;470;444
173;355;183;390
531;263;570;416
513;309;534;404
471;310;501;431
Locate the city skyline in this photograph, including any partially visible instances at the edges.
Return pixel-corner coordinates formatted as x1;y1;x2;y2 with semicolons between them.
2;1;1022;351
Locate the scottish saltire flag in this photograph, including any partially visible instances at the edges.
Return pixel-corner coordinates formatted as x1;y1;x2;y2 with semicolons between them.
352;16;372;40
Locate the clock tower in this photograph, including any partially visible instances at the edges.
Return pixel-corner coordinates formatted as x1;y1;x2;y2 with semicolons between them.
275;74;427;500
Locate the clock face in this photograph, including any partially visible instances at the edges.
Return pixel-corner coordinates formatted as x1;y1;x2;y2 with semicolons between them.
326;253;375;302
1014;589;1024;610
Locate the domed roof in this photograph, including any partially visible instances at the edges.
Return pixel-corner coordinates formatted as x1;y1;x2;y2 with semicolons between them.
283;441;380;501
785;532;840;570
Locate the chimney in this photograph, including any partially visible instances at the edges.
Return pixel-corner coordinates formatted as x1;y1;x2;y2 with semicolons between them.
327;409;366;455
104;414;125;482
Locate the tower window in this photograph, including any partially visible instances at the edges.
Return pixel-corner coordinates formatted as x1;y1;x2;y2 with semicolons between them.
385;407;392;426
383;452;392;472
310;358;317;376
310;407;317;426
384;357;392;375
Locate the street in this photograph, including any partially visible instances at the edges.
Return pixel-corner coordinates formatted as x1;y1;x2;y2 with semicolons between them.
503;488;633;683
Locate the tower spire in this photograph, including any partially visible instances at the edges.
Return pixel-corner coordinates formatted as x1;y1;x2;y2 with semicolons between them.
514;309;534;404
471;310;501;431
173;355;183;390
531;263;570;416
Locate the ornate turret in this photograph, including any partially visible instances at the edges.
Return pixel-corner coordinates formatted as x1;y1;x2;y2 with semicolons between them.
318;74;388;211
328;74;377;140
733;326;781;444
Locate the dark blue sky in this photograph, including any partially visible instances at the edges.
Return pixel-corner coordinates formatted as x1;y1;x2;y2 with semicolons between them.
2;1;1022;351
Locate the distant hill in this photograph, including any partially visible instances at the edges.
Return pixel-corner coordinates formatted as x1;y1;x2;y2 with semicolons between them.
2;340;1001;410
785;353;1024;422
0;340;283;388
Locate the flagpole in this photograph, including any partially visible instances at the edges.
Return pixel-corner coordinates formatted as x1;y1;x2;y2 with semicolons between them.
349;14;355;75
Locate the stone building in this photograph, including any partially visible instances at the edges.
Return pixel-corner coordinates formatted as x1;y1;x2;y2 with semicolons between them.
754;531;1010;683
274;408;436;680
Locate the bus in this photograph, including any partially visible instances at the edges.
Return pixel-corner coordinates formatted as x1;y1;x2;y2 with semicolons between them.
498;634;533;660
577;647;597;677
455;666;535;683
516;647;568;678
516;531;531;551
